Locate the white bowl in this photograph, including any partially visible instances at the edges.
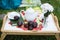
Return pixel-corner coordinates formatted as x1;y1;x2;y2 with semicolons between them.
8;12;20;19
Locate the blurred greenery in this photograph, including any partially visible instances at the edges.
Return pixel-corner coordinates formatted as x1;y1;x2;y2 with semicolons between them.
0;19;2;29
0;0;60;40
4;35;56;40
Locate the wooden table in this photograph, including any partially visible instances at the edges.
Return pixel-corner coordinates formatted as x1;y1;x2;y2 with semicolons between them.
0;13;60;40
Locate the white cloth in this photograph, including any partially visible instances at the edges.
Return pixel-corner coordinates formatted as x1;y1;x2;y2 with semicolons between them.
4;14;58;32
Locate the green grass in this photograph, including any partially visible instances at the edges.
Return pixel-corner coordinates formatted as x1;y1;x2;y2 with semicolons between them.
4;35;56;40
0;0;60;40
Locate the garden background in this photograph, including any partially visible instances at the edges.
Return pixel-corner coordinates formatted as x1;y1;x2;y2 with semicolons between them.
0;0;60;40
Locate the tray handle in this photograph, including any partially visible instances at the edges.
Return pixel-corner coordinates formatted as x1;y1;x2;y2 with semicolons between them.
52;13;60;31
1;15;7;32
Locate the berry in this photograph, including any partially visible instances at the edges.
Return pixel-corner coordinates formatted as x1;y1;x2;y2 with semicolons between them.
33;18;37;22
9;22;12;25
22;28;28;30
17;21;23;27
33;28;38;30
28;21;34;26
39;24;43;30
14;16;19;21
28;26;33;30
33;22;37;28
21;11;25;15
24;23;28;28
40;19;44;23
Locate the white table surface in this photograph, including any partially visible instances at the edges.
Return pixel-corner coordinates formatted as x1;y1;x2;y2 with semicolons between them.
4;14;58;32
